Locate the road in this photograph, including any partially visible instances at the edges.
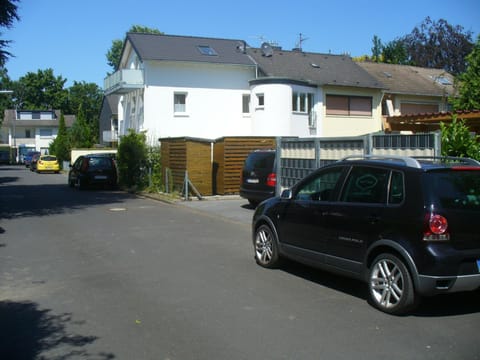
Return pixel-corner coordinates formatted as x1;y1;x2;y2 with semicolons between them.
1;165;479;360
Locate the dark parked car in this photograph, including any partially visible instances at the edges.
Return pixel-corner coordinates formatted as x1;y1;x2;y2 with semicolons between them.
240;150;276;206
68;154;118;190
29;153;41;172
252;155;480;314
24;151;40;167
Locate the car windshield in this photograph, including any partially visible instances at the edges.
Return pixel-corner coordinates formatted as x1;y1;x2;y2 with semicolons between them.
41;156;57;161
427;170;480;210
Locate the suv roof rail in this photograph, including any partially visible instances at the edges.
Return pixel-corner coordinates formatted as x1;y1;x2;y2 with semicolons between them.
412;156;480;166
340;155;480;168
340;155;422;168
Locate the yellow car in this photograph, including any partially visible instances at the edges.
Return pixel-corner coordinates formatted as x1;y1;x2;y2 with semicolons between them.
36;155;61;173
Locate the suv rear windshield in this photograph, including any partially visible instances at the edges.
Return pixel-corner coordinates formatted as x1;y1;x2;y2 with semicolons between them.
244;152;275;172
426;170;480;210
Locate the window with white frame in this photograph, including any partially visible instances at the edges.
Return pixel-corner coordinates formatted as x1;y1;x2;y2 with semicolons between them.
256;93;264;109
242;94;250;114
174;93;187;113
292;92;314;113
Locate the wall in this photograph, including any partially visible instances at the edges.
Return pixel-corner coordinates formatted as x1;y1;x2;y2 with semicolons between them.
141;61;256;141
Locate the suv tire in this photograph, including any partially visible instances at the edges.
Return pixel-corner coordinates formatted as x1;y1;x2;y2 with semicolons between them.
368;253;417;315
254;224;281;268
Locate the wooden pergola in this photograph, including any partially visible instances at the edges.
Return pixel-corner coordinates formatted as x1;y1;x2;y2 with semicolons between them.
385;110;480;133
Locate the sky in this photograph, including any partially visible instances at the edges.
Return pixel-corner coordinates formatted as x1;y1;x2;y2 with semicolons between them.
3;0;480;88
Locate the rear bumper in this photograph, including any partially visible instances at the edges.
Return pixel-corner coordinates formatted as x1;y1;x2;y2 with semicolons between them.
416;273;480;295
240;187;275;202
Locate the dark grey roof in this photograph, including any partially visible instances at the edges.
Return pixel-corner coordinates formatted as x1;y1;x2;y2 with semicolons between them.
247;47;385;89
126;33;256;66
2;110;75;127
357;62;456;97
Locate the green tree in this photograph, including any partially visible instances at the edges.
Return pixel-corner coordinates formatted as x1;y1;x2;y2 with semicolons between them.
66;81;103;142
16;68;68;110
371;35;383;63
382;39;409;65
106;25;163;72
69;103;93;148
117;129;148;189
49;112;70;164
440;116;480;160
451;35;480;111
0;0;20;66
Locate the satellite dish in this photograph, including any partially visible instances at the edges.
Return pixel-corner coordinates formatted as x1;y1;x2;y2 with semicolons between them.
261;42;273;57
236;41;246;53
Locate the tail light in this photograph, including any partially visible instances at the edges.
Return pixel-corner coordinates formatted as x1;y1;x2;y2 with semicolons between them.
423;212;449;241
266;173;276;187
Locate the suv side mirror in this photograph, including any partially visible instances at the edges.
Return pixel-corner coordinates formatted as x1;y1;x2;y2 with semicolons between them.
281;189;292;199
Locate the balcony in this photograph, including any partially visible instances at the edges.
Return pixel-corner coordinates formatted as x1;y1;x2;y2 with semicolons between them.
103;130;118;143
104;69;144;95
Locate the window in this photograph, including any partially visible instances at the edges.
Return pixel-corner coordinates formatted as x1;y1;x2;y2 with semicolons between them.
197;45;217;56
39;128;53;138
341;166;388;204
326;95;372;116
174;93;187;113
256;93;264;109
25;129;32;138
389;171;404;205
242;94;250;114
295;167;344;201
292;92;314;113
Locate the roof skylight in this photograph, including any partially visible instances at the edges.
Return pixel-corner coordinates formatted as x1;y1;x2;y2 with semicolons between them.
197;45;218;56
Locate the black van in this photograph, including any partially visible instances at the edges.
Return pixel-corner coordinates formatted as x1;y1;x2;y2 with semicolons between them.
240;150;277;206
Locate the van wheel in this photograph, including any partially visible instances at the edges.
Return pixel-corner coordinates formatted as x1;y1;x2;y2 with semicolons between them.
254;224;281;268
368;253;417;315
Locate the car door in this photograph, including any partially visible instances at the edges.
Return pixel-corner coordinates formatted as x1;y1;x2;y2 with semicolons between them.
323;166;391;274
277;166;346;254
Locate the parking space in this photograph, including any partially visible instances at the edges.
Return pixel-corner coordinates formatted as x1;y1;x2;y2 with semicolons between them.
179;195;255;226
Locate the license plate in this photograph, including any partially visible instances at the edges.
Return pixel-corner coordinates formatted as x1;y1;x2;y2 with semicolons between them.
247;178;259;184
477;259;480;272
95;175;107;180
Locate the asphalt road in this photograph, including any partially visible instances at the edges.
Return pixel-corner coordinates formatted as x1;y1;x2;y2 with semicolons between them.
1;165;479;360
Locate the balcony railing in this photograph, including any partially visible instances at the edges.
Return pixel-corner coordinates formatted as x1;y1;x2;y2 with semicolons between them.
104;69;144;95
103;130;119;143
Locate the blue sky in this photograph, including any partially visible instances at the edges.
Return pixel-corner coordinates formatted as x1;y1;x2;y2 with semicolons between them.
3;0;480;88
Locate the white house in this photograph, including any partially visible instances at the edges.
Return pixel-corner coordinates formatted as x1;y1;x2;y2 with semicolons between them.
103;33;455;144
1;109;75;162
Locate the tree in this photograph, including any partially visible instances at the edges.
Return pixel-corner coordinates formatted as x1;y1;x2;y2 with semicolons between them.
401;17;473;75
0;0;20;66
117;129;148;189
440;116;480;160
106;25;163;72
16;69;68;110
69;103;93;148
66;81;103;142
382;39;409;65
371;35;382;63
49;112;70;164
450;35;480;111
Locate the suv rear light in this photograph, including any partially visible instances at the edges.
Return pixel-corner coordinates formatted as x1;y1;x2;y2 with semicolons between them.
266;173;276;187
423;213;450;241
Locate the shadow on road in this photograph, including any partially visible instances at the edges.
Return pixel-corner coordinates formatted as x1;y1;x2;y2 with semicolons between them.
281;260;480;317
0;300;115;359
0;183;136;220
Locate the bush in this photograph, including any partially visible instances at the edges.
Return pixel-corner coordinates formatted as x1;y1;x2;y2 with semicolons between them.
117;129;148;189
440;116;480;160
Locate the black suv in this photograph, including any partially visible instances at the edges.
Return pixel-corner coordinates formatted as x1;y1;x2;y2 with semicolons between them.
240;150;276;206
68;154;118;190
252;155;480;314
